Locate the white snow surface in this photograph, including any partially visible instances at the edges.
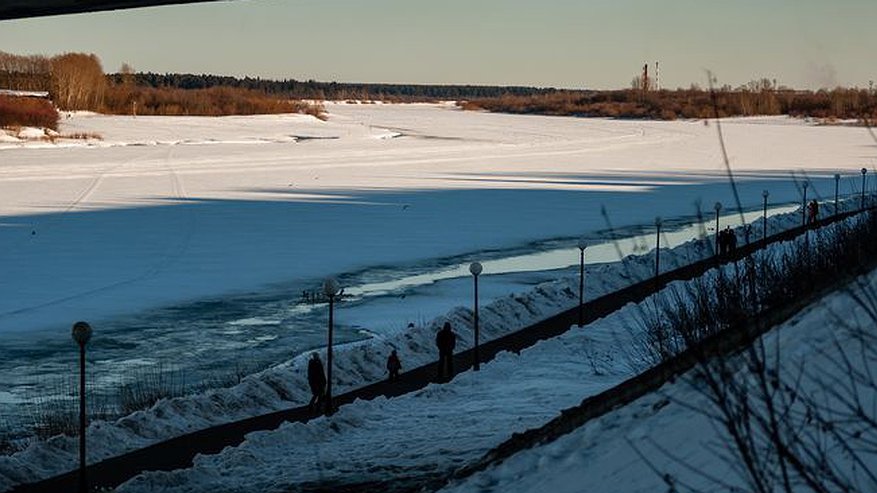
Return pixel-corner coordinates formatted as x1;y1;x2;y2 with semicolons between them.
440;270;877;493
1;104;872;334
1;104;874;491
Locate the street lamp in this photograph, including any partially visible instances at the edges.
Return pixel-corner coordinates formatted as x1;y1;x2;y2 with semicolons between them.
834;173;841;214
762;190;769;244
862;168;869;211
71;321;92;493
654;217;662;280
322;277;340;415
714;202;722;253
576;239;588;328
469;262;483;371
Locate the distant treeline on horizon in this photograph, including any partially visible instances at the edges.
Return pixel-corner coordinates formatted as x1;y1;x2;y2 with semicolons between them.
106;72;559;101
2;50;876;128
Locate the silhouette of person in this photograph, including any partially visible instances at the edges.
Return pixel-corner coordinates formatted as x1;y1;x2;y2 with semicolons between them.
726;226;737;254
435;322;457;382
386;349;402;382
808;200;819;224
307;352;326;411
717;227;728;256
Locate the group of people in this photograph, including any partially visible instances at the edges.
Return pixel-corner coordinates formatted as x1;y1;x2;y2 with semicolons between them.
305;321;459;412
717;225;738;256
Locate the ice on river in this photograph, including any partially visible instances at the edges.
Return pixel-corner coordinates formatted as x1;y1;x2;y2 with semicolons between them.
1;104;871;334
1;104;873;490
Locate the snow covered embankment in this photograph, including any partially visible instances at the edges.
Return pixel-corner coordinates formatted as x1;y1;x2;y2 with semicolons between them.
111;209;854;493
0;206;813;492
438;268;877;493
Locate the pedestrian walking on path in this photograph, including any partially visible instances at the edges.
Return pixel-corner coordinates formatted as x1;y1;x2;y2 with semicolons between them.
808;200;819;224
307;352;326;411
435;322;457;382
386;349;402;382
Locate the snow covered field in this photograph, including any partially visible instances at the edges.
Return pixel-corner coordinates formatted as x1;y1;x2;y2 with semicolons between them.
1;104;874;489
1;104;872;335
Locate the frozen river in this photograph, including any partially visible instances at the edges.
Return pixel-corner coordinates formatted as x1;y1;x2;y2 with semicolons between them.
0;104;872;439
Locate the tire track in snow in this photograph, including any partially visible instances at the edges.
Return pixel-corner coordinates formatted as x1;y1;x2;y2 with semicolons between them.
0;144;198;319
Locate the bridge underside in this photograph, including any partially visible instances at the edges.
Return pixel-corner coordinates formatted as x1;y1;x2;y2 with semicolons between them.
0;0;222;21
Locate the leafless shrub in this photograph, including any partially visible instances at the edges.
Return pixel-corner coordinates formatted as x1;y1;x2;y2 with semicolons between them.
118;364;188;416
635;210;877;492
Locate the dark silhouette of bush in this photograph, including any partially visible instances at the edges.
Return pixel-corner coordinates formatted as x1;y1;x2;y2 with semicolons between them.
102;85;326;118
0;95;59;130
461;87;877;122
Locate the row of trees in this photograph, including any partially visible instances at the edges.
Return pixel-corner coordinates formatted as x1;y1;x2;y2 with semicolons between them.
0;51;107;111
461;86;877;121
0;51;326;121
3;49;875;122
0;52;51;91
106;72;556;101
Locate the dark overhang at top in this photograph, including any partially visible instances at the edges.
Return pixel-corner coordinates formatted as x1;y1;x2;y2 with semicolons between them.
0;0;224;21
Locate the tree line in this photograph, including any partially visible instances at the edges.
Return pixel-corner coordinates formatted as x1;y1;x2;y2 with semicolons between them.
0;51;327;126
4;49;876;124
461;81;877;122
106;72;557;101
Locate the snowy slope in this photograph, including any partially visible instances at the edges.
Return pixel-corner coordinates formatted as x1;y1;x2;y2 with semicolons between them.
439;274;877;493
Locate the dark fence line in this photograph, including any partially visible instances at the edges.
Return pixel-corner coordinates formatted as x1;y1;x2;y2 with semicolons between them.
10;203;871;493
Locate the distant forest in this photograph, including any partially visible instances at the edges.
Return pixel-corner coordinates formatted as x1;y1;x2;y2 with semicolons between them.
460;84;877;122
3;49;877;129
106;72;558;101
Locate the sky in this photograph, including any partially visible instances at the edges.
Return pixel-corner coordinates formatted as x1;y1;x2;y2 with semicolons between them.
0;0;875;89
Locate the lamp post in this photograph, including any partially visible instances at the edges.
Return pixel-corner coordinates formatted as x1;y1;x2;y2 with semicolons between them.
576;239;587;328
322;277;340;415
802;181;809;226
71;321;92;493
654;217;662;281
834;173;841;215
862;168;869;211
469;262;483;371
714;202;722;253
762;190;769;243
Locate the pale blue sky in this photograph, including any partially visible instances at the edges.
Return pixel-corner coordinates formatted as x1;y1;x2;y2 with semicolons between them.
0;0;874;89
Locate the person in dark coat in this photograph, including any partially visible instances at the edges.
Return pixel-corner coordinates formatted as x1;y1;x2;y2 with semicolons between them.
807;200;819;224
717;227;728;256
386;349;402;382
307;352;326;411
435;322;457;382
726;226;737;254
